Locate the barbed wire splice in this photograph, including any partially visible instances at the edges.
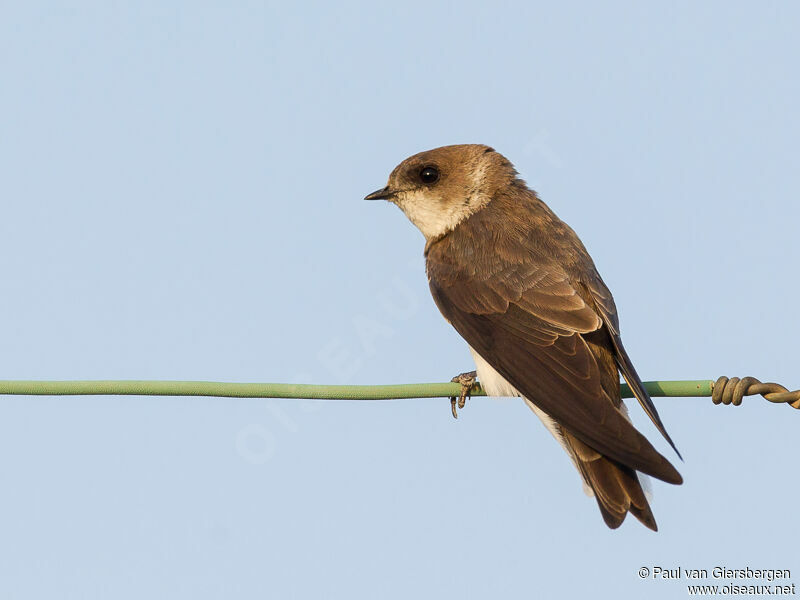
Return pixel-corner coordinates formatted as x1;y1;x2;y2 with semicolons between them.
712;376;800;409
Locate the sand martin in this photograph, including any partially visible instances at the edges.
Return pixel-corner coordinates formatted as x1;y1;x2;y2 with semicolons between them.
366;144;682;530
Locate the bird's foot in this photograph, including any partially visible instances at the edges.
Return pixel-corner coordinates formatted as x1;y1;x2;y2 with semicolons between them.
449;370;478;419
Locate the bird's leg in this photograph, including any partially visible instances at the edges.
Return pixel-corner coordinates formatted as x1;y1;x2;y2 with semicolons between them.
449;370;478;419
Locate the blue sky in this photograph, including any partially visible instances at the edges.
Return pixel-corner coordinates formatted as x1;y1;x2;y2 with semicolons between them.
1;2;798;598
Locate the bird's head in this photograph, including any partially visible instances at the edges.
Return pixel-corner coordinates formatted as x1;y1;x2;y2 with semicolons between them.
365;144;517;240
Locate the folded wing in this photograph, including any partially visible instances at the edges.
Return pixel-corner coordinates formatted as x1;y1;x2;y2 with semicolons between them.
427;257;681;485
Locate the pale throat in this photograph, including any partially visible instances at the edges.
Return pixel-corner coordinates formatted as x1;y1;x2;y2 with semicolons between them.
396;189;489;240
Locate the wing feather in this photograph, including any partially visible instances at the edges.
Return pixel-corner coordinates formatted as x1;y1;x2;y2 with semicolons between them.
583;276;683;459
427;234;681;484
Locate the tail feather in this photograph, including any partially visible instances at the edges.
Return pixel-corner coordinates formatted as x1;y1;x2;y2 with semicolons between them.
564;429;659;531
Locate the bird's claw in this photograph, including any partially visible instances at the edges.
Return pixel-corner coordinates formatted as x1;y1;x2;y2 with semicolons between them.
449;371;478;419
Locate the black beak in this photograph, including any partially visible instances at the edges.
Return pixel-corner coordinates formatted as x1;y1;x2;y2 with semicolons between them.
364;186;394;201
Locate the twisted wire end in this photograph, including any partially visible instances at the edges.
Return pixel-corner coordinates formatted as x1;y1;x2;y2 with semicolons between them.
712;376;800;409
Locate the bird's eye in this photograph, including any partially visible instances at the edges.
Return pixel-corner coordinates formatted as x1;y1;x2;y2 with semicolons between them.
419;166;440;184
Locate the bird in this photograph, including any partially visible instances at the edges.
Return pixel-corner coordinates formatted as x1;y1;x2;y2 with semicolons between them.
365;144;682;531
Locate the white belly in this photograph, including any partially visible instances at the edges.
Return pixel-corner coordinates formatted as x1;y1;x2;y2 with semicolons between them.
469;346;571;453
468;346;651;498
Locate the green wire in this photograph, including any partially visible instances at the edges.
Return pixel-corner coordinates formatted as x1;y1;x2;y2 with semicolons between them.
0;379;713;399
